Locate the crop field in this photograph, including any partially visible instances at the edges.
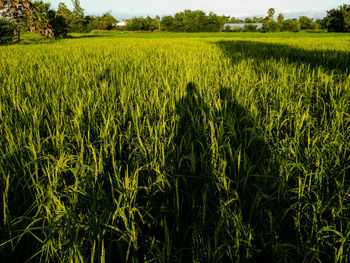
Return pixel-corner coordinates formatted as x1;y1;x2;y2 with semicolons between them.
0;32;350;262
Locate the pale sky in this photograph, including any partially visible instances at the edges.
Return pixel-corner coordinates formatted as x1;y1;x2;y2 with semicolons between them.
47;0;346;19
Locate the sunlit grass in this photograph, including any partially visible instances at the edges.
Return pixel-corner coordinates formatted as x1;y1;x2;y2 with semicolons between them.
0;33;349;262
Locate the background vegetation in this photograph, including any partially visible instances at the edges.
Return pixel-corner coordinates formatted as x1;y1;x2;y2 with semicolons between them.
0;32;349;262
1;1;350;42
0;18;14;44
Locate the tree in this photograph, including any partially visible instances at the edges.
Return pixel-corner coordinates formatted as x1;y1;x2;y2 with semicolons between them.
206;12;225;32
98;12;117;30
180;10;206;32
173;12;185;32
0;0;53;42
127;17;144;31
144;16;157;31
299;16;313;30
160;10;234;32
283;19;301;32
30;1;61;37
70;0;84;32
45;7;68;36
277;13;285;23
0;0;31;42
244;17;252;23
161;15;174;31
267;8;275;22
230;17;242;23
264;21;282;32
57;2;73;30
323;4;350;32
244;23;257;32
251;16;264;23
155;15;161;31
127;16;161;31
314;19;323;30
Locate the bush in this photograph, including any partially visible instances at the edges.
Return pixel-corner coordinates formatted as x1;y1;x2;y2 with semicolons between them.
264;21;283;32
47;10;69;37
223;26;231;32
0;19;14;44
323;4;350;32
283;19;301;32
30;1;69;38
244;24;258;32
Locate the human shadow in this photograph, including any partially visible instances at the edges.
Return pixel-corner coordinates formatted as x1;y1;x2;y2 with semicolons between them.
158;82;296;262
216;40;350;75
155;82;215;262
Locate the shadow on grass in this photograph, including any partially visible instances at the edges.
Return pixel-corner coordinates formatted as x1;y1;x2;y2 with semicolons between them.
140;82;297;262
14;34;106;46
0;81;297;262
18;39;60;45
216;40;350;75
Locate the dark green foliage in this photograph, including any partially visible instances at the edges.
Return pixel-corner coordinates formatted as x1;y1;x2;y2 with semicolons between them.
84;13;117;32
48;11;68;37
244;17;252;23
224;24;231;31
161;10;227;32
82;15;98;32
57;2;74;30
0;0;55;41
98;12;117;30
206;12;226;32
127;16;158;31
323;4;350;32
244;24;258;32
230;17;243;23
161;15;175;31
0;18;14;44
283;19;301;32
277;13;285;23
31;1;68;37
267;8;275;21
69;0;85;32
57;2;117;33
264;21;283;32
299;16;314;30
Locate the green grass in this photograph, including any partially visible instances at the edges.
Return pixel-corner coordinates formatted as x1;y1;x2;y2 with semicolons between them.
1;32;350;262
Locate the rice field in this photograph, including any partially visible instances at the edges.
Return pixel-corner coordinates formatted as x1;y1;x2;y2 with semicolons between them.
0;32;350;262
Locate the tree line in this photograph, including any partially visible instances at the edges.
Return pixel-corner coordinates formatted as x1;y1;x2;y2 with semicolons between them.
1;1;350;44
0;0;117;42
126;7;348;33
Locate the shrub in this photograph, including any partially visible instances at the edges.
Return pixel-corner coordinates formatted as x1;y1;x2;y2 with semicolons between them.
323;4;350;32
283;19;301;32
0;18;14;44
224;25;231;31
48;10;69;37
244;24;258;32
264;21;283;32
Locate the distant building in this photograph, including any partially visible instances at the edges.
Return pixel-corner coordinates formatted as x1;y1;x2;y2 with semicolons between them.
117;21;128;27
223;23;264;31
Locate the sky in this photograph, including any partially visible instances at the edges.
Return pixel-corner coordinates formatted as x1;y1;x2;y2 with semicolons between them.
47;0;347;20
